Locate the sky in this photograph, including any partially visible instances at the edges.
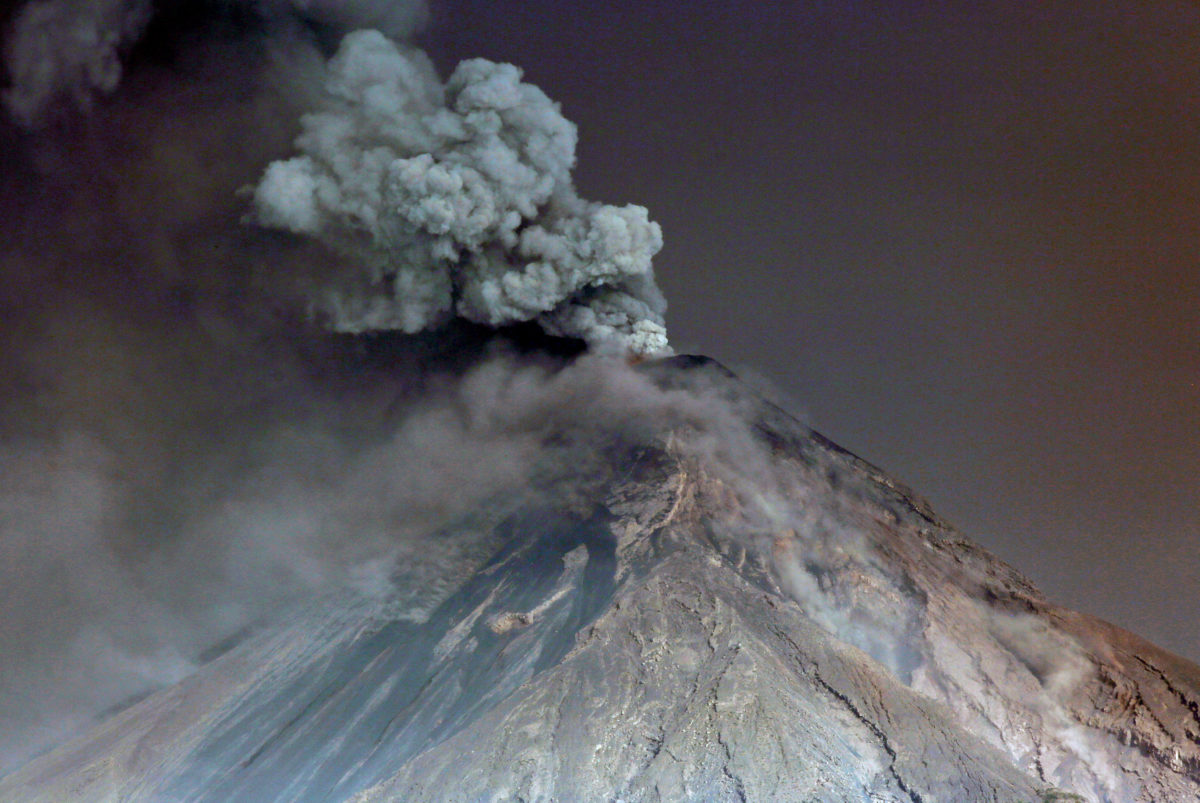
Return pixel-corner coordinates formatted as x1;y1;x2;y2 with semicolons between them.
0;0;1195;672
418;0;1200;661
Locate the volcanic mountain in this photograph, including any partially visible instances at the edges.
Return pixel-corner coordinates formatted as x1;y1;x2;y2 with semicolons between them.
2;354;1197;803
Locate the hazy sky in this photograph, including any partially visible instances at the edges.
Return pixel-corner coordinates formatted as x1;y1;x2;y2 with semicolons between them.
420;0;1200;660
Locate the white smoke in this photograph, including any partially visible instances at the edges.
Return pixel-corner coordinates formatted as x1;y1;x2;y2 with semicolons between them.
251;30;670;355
4;2;670;351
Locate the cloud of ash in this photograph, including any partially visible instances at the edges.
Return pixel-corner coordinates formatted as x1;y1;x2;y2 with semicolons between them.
251;29;669;354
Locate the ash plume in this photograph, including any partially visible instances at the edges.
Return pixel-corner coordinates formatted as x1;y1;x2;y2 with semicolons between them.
251;30;669;355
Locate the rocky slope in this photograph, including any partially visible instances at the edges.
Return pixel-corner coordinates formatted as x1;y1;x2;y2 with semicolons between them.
3;356;1197;802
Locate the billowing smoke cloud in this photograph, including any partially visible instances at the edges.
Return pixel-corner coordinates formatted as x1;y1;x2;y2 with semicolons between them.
252;30;670;354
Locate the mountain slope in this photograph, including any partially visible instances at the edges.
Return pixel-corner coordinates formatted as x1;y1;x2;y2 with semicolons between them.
3;355;1197;802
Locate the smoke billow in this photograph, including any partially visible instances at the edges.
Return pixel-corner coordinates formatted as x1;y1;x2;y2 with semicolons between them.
251;29;669;354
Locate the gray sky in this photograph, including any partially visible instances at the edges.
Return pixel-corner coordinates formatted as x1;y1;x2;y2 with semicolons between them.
421;0;1200;661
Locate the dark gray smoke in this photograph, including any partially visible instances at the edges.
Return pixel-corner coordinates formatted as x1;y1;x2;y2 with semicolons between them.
251;30;669;354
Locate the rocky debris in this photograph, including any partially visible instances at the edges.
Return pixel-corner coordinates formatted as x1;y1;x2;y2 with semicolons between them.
356;545;1044;802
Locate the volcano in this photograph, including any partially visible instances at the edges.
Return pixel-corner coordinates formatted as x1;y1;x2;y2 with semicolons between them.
3;355;1197;803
